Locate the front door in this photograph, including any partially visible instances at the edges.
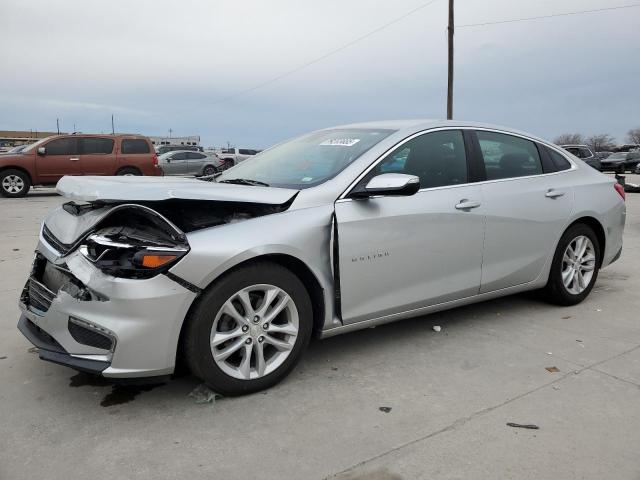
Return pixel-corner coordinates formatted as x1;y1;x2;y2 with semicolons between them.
35;137;81;182
163;152;189;175
335;129;486;324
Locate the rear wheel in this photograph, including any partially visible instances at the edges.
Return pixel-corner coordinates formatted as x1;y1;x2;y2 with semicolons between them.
543;224;600;305
0;169;31;197
184;261;312;396
202;165;217;176
116;167;141;176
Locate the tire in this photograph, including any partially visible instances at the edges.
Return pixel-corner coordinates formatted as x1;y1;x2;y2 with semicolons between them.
543;223;601;306
184;261;313;396
616;165;625;174
0;169;31;197
116;167;142;176
202;165;217;176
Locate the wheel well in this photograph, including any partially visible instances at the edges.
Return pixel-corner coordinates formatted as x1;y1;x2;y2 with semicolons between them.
568;216;606;265
116;166;141;174
175;254;326;370
0;166;33;184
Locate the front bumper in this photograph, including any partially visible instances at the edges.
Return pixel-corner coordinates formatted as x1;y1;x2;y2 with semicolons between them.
18;237;198;378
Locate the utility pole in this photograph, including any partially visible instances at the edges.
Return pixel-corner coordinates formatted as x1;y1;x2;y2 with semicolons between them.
447;0;454;120
56;118;60;134
111;114;115;134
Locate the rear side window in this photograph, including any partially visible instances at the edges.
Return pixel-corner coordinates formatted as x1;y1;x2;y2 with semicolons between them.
477;131;543;180
121;139;150;154
82;137;114;154
579;148;592;158
188;152;206;159
45;138;80;155
546;147;572;171
239;149;253;155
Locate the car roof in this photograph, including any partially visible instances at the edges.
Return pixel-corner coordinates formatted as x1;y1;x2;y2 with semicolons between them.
561;144;589;148
323;119;556;147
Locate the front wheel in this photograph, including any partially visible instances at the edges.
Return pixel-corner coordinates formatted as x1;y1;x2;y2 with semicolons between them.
1;169;31;197
184;261;312;396
116;167;141;176
543;224;601;305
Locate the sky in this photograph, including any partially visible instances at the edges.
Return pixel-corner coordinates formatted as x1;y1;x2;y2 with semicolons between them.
1;0;639;148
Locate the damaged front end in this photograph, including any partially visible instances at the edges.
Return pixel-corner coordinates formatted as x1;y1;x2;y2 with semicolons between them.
19;176;299;378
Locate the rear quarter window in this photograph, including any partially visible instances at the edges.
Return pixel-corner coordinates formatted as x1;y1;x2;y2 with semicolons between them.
546;147;572;171
121;139;150;154
477;131;543;180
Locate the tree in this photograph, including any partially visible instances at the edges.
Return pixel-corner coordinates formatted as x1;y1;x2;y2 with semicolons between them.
627;128;640;145
586;133;615;152
554;133;584;145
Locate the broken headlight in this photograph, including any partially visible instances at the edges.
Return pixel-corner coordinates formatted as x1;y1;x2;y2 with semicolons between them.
79;225;189;279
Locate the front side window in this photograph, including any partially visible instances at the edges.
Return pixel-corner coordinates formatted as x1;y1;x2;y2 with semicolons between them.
373;130;468;189
477;131;542;180
81;137;114;154
579;148;593;158
216;128;395;189
45;138;80;156
121;139;150;154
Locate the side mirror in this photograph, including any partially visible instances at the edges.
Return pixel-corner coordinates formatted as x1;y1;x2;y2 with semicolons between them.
352;173;420;198
37;147;46;156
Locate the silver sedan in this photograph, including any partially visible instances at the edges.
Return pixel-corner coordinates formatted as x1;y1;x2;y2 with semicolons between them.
158;150;220;176
18;120;626;395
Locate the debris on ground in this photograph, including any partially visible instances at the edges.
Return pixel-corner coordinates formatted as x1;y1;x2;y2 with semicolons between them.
27;347;38;354
562;316;571;319
546;352;553;355
545;366;560;373
188;384;221;404
596;309;602;312
0;356;7;360
576;339;583;343
553;385;560;390
507;422;539;430
379;406;392;413
432;326;442;332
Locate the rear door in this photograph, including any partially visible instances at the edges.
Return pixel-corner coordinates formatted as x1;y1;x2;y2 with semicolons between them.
78;137;116;175
335;129;485;324
186;152;207;174
118;138;152;174
474;130;574;293
35;137;81;182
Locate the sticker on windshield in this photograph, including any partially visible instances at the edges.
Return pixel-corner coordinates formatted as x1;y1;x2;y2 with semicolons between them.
320;138;361;147
301;177;313;182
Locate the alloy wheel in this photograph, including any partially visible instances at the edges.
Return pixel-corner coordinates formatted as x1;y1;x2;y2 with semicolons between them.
561;235;596;294
2;175;24;194
210;284;299;380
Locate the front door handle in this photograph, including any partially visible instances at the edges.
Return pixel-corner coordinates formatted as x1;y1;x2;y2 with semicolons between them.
69;157;80;162
545;189;565;198
455;200;481;210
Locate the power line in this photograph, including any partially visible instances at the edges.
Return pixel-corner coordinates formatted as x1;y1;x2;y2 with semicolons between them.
207;0;440;106
456;3;640;28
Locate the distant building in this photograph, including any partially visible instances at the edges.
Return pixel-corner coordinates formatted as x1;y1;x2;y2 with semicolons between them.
149;135;200;146
0;130;64;146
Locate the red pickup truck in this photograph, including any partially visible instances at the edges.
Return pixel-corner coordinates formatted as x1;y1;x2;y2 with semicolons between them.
0;134;161;197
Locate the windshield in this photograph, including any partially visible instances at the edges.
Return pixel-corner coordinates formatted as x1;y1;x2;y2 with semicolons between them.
22;136;54;153
216;128;395;189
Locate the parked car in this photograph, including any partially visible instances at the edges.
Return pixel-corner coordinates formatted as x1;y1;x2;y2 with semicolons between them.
158;150;220;176
18;120;625;396
1;145;29;155
155;144;203;155
217;147;261;169
600;151;640;173
595;151;612;160
0;134;161;197
561;145;601;170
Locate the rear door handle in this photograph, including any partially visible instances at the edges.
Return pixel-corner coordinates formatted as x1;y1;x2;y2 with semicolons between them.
455;200;481;210
545;189;565;198
69;157;80;162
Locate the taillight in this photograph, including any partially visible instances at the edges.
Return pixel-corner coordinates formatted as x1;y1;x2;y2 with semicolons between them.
152;153;158;166
614;182;625;201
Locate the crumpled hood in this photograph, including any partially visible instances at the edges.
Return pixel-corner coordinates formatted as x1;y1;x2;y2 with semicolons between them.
56;176;298;204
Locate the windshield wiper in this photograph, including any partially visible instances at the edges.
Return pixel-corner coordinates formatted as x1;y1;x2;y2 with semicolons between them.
218;178;270;187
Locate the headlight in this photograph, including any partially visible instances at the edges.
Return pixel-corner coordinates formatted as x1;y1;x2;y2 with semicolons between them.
79;225;189;279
